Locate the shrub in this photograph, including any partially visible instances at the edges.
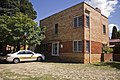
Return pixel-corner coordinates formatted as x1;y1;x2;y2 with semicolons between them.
103;46;113;54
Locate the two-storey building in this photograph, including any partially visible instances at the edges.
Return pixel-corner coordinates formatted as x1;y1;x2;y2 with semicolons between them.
40;2;109;63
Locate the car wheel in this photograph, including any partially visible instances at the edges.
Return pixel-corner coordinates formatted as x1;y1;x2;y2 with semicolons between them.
13;58;20;64
37;57;42;62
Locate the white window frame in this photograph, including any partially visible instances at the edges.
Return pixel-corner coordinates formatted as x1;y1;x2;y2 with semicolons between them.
52;42;59;56
73;40;82;52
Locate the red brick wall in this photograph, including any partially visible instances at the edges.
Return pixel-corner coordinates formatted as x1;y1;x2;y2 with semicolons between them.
60;41;73;53
44;41;102;63
91;41;102;54
101;53;113;62
47;43;52;52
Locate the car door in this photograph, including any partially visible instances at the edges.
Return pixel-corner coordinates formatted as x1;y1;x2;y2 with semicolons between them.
26;51;36;61
17;51;28;61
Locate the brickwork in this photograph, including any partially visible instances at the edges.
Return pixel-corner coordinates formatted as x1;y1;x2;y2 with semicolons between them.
40;3;84;42
101;53;113;62
84;54;101;63
84;3;109;44
91;41;102;54
60;41;73;53
60;53;84;63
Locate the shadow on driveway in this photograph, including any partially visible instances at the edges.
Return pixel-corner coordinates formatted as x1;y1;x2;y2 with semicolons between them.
0;59;83;64
93;62;120;70
0;60;10;64
43;60;83;64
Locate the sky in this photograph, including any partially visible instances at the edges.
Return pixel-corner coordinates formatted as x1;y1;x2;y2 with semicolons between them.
30;0;120;36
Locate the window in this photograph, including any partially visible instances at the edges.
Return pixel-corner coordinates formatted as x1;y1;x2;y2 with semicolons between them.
26;51;34;54
73;41;82;52
18;51;26;55
52;42;59;56
74;41;77;51
74;18;77;27
86;15;90;27
103;25;106;34
74;16;83;27
86;41;90;52
78;16;83;26
54;24;58;34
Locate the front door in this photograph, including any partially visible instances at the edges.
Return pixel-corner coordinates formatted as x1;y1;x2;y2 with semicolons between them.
52;42;59;56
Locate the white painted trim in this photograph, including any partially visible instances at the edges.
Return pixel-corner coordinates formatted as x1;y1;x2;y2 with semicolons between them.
89;13;91;63
52;42;59;56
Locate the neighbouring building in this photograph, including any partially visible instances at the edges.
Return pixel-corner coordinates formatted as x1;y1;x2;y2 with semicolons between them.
109;39;120;48
109;39;120;61
40;2;109;63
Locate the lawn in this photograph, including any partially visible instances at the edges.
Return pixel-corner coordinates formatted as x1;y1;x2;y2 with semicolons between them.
0;61;120;80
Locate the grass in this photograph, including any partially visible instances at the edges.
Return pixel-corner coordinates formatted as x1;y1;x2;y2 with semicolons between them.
0;71;69;80
0;61;120;80
0;71;29;80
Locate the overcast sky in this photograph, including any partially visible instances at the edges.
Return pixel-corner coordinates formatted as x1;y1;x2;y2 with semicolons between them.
30;0;120;36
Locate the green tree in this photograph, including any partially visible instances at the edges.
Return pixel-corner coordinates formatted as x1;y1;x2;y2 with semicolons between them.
0;13;46;52
117;30;120;39
0;0;36;19
111;26;118;39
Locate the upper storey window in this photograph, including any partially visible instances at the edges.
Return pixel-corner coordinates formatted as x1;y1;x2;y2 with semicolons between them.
74;16;83;27
103;25;106;34
86;15;90;27
54;23;58;34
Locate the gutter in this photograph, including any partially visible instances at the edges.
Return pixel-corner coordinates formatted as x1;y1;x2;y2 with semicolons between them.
89;14;91;63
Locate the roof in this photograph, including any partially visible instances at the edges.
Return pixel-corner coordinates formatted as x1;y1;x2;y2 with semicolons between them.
109;45;115;48
109;39;120;43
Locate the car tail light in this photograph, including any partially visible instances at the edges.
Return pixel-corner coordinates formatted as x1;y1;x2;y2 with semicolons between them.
7;55;11;57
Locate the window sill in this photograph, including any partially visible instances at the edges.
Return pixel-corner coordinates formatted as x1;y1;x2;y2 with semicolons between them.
51;54;59;56
103;33;106;35
73;27;83;29
85;26;89;28
86;51;90;53
53;34;59;37
73;51;82;53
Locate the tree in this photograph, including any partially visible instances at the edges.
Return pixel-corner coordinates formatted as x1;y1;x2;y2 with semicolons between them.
117;30;120;39
0;13;46;52
0;0;37;19
111;26;118;39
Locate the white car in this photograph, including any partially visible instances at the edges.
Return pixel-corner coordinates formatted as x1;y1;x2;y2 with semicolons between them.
6;50;45;64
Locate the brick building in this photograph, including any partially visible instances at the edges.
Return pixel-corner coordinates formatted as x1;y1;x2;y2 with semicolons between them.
40;2;109;63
